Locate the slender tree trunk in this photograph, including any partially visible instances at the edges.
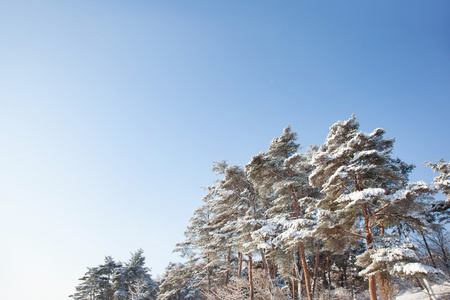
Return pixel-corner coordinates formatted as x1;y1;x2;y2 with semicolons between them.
286;168;312;300
225;246;232;285
260;249;269;276
379;224;394;300
293;254;303;300
420;231;437;268
421;277;437;300
207;256;212;294
238;252;243;277
362;204;377;300
322;256;328;288
415;277;424;290
343;253;348;289
248;254;254;300
298;269;303;300
434;230;450;270
270;255;277;278
260;249;274;298
291;277;297;300
350;267;354;300
369;277;377;300
299;242;313;300
312;240;321;296
439;241;449;268
326;251;331;295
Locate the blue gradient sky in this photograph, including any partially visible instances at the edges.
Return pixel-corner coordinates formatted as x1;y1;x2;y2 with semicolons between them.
1;1;449;299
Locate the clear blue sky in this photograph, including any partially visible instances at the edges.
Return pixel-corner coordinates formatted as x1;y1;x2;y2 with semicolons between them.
0;1;449;299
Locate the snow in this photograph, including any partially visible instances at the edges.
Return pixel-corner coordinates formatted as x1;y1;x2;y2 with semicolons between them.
392;262;444;277
372;247;417;263
369;128;386;137
257;242;271;250
396;283;450;300
338;188;386;209
352;149;381;162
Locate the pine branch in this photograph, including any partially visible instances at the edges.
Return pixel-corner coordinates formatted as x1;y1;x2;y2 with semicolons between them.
340;228;366;240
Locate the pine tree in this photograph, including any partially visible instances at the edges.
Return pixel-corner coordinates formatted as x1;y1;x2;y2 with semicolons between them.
174;199;225;295
71;256;119;300
309;115;418;300
208;161;251;284
112;249;158;300
168;118;448;299
426;159;450;222
71;268;99;300
157;262;201;300
71;251;157;300
245;125;317;300
426;159;450;199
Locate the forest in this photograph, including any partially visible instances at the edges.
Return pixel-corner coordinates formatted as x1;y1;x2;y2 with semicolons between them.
71;116;450;300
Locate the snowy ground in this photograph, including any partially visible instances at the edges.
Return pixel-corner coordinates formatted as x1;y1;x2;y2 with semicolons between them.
396;283;450;300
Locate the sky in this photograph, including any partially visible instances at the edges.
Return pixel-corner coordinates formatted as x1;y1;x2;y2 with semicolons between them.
0;1;449;299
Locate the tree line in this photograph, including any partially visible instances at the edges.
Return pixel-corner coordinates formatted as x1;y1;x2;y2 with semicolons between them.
73;115;450;300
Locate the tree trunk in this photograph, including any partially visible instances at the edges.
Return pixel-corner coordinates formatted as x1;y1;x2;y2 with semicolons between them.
291;277;297;300
420;231;437;268
362;204;377;300
260;249;274;299
436;231;450;270
269;254;277;278
286;169;311;300
350;267;354;300
207;256;212;294
299;242;313;300
342;256;348;289
248;254;254;300
238;252;243;277
298;269;303;300
312;241;321;296
377;271;394;300
225;246;232;285
322;256;328;288
326;251;331;294
421;277;437;300
293;254;304;300
369;276;377;300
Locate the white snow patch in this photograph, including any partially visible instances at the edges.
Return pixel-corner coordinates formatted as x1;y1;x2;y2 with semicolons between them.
396;282;450;300
392;262;444;276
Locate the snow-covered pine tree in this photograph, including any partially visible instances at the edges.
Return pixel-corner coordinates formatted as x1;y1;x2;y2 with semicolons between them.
208;161;272;299
426;159;450;222
208;161;251;284
309;115;416;300
426;159;450;200
70;267;100;300
173;199;225;295
70;256;120;300
157;262;201;300
270;145;319;252
228;174;271;300
71;252;157;300
112;249;158;300
245;125;317;300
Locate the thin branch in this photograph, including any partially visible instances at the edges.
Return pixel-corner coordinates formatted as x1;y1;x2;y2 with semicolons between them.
374;195;409;215
340;228;366;240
